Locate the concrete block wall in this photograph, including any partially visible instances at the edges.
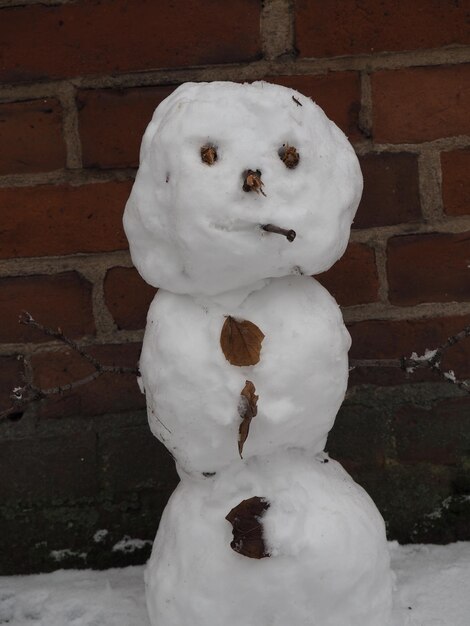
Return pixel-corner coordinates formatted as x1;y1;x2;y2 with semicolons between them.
0;0;469;573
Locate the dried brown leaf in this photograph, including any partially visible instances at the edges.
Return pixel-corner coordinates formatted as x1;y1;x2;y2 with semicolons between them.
279;144;300;169
201;144;218;165
225;496;270;559
220;316;265;366
242;169;266;196
238;380;258;458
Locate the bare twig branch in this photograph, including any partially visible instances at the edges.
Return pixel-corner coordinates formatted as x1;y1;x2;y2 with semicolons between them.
19;311;138;376
350;324;470;394
261;223;296;242
1;312;140;421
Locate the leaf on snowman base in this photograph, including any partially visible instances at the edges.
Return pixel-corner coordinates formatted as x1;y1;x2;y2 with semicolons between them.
220;316;265;366
225;496;270;559
238;380;258;458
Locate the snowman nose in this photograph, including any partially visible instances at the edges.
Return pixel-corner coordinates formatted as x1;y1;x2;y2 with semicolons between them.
243;169;266;197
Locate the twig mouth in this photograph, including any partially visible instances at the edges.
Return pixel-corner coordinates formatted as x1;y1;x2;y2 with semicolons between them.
261;223;296;242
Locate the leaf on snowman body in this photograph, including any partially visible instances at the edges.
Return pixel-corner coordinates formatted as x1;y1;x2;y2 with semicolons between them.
238;380;258;458
225;496;270;559
220;316;265;366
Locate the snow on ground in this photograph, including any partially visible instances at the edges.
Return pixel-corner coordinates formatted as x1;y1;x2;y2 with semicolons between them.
390;542;470;626
1;542;469;626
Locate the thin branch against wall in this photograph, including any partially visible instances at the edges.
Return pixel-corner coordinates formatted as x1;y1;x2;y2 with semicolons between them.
0;311;140;421
0;316;469;422
349;324;470;393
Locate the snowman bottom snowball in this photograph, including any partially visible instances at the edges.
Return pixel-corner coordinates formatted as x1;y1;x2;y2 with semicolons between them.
145;451;393;626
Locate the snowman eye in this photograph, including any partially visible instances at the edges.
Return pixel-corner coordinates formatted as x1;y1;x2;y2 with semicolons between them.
278;144;299;169
201;144;218;165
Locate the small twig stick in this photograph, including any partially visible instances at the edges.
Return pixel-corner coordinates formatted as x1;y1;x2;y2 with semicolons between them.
261;224;296;242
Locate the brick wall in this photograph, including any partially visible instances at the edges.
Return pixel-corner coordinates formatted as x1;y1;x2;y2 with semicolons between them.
0;0;469;573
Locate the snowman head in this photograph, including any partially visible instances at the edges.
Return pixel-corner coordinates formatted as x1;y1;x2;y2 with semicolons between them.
124;81;362;296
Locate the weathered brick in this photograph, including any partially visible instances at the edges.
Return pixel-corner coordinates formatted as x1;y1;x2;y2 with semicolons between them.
78;86;176;169
0;0;261;83
387;232;470;305
269;73;361;140
348;314;470;386
0;99;65;174
0;181;131;259
355;152;421;228
317;242;379;306
0;431;98;500
0;272;95;343
99;427;176;492
104;267;156;331
366;463;453;544
0;355;24;413
327;400;387;470
393;397;470;466
295;0;470;58
31;343;144;419
441;149;470;216
371;65;470;143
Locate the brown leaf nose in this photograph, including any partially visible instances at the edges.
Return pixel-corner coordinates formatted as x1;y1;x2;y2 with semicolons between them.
243;169;266;196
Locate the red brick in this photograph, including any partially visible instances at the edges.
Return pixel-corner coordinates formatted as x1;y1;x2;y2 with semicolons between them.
441;149;470;216
0;181;132;259
371;65;470;143
0;355;24;413
31;343;144;418
387;232;470;305
0;0;261;83
269;73;361;140
348;314;470;386
0;272;94;343
104;267;156;331
0;99;65;175
355;152;421;228
295;0;470;58
78;86;176;169
317;242;379;306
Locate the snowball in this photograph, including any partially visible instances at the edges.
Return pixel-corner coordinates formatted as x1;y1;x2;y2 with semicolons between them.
145;450;393;626
124;81;362;296
139;276;350;474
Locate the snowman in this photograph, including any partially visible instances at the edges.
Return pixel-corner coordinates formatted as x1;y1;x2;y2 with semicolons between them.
124;81;393;626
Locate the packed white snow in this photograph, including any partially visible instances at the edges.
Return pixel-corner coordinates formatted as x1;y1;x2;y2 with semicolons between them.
2;542;469;626
146;451;392;626
140;276;350;475
124;80;389;626
123;81;362;296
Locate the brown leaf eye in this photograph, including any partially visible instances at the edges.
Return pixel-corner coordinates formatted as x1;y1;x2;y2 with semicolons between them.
278;144;299;169
201;144;218;165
